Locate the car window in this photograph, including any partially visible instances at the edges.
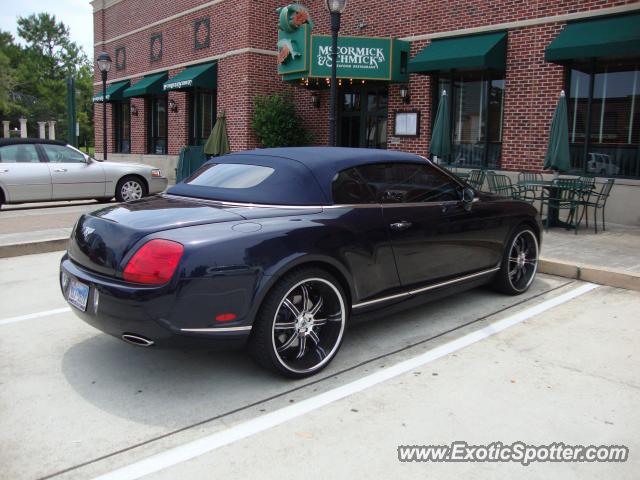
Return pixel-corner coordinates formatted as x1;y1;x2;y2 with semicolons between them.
40;144;87;163
185;163;274;189
332;167;377;204
0;144;40;163
355;163;462;203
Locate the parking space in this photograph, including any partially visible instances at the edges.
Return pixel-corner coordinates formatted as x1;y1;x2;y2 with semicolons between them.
1;252;638;479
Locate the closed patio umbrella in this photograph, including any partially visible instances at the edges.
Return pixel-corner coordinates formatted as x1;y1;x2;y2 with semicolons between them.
204;112;230;157
544;90;571;177
430;89;451;162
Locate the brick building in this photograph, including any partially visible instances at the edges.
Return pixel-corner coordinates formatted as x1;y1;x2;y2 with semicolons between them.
92;0;640;223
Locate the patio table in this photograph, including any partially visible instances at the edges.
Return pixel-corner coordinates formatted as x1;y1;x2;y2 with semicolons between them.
518;179;590;229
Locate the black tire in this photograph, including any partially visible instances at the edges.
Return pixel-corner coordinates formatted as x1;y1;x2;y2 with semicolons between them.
493;226;539;295
115;176;147;203
248;268;348;378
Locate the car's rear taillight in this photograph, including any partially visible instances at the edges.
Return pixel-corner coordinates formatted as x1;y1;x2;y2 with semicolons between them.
123;239;184;285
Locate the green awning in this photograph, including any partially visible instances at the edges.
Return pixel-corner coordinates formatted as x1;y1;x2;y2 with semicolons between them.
545;13;640;63
92;80;130;103
163;62;217;92
409;32;507;73
123;72;167;98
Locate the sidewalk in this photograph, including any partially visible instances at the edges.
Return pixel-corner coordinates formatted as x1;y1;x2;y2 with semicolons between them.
0;201;99;257
539;223;640;290
1;202;639;290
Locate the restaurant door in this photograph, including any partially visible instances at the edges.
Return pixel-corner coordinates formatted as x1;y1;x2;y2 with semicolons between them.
338;86;388;149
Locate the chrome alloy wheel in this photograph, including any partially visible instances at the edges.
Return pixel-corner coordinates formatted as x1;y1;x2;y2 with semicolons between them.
271;278;346;374
507;230;539;292
120;180;143;201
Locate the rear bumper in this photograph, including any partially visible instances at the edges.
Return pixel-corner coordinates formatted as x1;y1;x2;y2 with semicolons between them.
59;256;250;350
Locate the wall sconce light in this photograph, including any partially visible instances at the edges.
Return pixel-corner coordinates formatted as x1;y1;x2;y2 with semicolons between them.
131;104;138;116
168;99;178;112
399;84;410;104
311;90;321;109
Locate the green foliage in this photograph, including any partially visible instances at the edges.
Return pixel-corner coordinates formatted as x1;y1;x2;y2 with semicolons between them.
251;93;312;148
0;13;93;145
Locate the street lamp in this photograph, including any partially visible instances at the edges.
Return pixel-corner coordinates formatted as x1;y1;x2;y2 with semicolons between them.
97;51;112;160
325;0;347;146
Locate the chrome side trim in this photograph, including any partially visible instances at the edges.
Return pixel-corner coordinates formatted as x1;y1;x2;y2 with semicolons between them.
164;194;476;210
164;194;324;210
180;326;252;333
351;266;500;309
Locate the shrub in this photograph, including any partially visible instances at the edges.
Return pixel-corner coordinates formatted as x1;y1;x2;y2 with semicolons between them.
251;93;312;148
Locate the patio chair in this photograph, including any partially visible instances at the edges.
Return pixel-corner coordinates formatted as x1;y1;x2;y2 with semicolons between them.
577;179;615;233
542;178;581;234
573;176;597;227
487;173;527;200
517;172;546;212
485;170;498;193
467;169;486;190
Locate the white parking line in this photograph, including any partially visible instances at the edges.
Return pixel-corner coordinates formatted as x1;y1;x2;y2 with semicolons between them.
0;307;71;326
92;282;599;480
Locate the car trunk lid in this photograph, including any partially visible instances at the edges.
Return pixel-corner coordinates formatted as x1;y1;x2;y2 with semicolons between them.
67;195;247;276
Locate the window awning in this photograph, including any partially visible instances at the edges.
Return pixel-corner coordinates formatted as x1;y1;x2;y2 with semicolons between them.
409;32;507;74
123;72;168;98
92;80;130;103
545;13;640;63
163;62;217;92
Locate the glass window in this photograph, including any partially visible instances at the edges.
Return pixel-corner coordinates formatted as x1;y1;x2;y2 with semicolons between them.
0;144;40;163
435;72;504;169
185;163;274;188
190;89;216;145
114;101;131;154
41;144;86;163
332;167;376;204
567;61;640;177
334;163;461;204
148;95;168;154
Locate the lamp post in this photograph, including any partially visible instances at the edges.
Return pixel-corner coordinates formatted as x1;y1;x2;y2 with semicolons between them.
97;52;112;160
325;0;347;147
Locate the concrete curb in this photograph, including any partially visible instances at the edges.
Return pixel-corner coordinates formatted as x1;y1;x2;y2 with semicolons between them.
0;238;68;259
539;257;640;292
1;240;638;292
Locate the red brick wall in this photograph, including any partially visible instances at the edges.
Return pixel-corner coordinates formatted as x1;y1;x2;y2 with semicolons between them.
94;101;114;156
94;0;638;171
501;24;565;172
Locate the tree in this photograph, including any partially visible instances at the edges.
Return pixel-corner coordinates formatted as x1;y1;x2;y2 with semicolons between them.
17;13;86;77
0;31;20;115
0;13;94;143
251;94;312;148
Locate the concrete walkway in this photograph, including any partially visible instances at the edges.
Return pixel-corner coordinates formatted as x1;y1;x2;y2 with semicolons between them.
0;201;100;256
540;223;640;290
1;201;638;289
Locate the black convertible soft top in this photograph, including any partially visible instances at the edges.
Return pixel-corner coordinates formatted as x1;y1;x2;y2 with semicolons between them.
167;147;428;205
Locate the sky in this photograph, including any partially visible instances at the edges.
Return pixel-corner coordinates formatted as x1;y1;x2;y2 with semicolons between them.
0;0;94;58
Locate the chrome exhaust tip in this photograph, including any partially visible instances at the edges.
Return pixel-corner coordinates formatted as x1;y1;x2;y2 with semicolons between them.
121;333;154;347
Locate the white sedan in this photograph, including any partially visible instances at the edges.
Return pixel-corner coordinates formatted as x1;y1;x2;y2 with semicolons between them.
0;139;168;207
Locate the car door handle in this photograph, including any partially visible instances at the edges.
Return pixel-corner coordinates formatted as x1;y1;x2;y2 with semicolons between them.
0;168;8;173
54;168;67;172
390;221;413;231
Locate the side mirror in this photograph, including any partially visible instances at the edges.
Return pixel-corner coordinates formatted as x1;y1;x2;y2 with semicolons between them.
462;187;474;210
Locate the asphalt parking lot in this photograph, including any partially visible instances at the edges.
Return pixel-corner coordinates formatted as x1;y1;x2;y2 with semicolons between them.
1;251;638;480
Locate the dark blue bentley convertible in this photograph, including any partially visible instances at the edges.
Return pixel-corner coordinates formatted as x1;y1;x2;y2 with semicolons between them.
60;147;541;377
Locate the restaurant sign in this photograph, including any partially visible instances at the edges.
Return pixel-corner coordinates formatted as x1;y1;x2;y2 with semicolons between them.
309;35;404;81
277;3;409;83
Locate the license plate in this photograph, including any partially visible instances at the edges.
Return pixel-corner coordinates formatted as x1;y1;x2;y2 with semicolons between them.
67;278;90;311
